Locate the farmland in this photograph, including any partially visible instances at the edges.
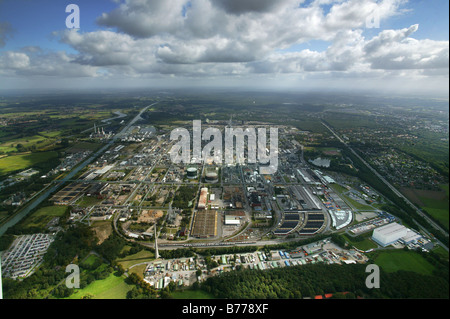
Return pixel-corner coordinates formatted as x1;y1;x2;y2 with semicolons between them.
0;151;58;176
370;250;435;276
401;185;449;231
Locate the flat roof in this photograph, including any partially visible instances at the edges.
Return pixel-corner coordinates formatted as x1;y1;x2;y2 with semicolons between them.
373;222;406;236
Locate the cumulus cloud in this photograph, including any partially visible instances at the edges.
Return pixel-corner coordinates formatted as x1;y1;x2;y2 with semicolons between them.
0;48;98;77
92;0;409;65
0;51;30;69
97;0;186;38
364;25;449;70
0;0;448;93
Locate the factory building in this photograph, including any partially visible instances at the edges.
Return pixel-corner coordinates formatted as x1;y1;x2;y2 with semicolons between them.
224;215;241;225
198;188;208;210
372;222;408;247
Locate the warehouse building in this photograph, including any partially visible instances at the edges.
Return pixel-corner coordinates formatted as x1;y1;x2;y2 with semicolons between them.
198;188;208;210
224;215;241;226
372;222;408;247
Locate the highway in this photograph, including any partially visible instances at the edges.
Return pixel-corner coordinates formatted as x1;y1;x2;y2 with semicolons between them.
0;102;159;237
322;121;449;249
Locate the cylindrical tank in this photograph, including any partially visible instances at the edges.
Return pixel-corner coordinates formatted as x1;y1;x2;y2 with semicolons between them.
186;167;198;179
205;172;219;183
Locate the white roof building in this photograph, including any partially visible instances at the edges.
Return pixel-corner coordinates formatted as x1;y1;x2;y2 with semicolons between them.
372;222;408;247
401;229;422;244
224;215;240;225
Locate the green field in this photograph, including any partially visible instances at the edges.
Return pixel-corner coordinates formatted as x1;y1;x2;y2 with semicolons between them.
117;249;155;271
0;151;58;175
401;185;449;230
81;254;102;267
75;196;104;207
66;142;101;153
19;205;68;230
432;245;449;260
342;233;378;251
371;250;435;275
420;185;449;230
39;131;62;138
66;273;134;299
0;135;49;153
33;205;68;217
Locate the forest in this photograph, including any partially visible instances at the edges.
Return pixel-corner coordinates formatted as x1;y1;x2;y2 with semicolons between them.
200;262;449;299
171;186;197;210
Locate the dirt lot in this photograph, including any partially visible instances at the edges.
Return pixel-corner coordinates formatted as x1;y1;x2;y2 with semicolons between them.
138;210;164;223
92;220;113;244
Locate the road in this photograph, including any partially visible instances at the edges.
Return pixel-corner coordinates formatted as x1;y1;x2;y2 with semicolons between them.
0;102;159;237
322;121;449;250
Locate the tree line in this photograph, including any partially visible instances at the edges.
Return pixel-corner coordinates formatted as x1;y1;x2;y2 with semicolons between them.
200;262;448;299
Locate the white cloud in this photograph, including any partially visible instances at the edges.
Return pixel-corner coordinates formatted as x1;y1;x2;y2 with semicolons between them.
0;51;30;69
0;48;98;77
0;0;448;95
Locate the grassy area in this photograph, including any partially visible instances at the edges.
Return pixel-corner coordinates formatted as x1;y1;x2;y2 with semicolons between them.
0;151;58;175
66;273;134;299
33;205;68;217
66;142;101;153
128;264;148;280
75;196;104;207
329;184;375;211
400;185;449;230
342;233;378;251
370;250;435;276
0;210;9;223
19;205;67;230
419;186;449;230
0;135;49;153
39;131;62;138
441;184;449;197
342;194;375;211
330;183;348;193
116;249;155;270
432;245;449;260
81;254;102;267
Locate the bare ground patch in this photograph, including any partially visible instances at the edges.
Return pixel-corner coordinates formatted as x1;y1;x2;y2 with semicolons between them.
92;221;113;244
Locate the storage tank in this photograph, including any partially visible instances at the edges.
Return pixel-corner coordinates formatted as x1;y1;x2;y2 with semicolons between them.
186;167;198;179
205;172;219;183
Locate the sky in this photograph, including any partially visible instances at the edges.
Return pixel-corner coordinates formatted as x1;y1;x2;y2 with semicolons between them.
0;0;448;96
